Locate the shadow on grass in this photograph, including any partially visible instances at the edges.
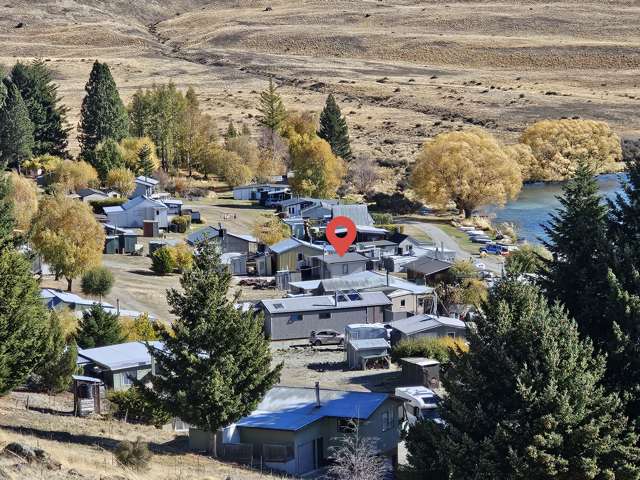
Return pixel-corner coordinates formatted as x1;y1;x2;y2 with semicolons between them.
347;369;403;393
128;269;172;277
212;203;270;210
0;423;190;456
307;361;346;372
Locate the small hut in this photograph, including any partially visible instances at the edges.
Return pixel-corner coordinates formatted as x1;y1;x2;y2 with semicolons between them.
72;375;104;416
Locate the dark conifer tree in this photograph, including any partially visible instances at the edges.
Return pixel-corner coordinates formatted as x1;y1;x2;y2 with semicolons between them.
411;279;640;479
0;79;34;172
36;312;78;394
0;183;48;394
318;93;352;160
137;143;155;177
76;304;124;349
225;121;238;140
541;161;611;347
143;240;281;455
78;61;128;159
11;59;70;158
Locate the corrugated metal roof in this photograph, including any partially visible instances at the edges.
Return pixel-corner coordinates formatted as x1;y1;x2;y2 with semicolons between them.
226;232;258;243
135;176;159;186
235;386;389;431
331;204;373;226
318;271;430;295
122;196;167;211
268;237;325;254
77;341;162;371
404;256;452;276
390;314;466;335
312;252;368;264
186;226;221;245
40;289;113;308
349;338;390;350
261;291;391;314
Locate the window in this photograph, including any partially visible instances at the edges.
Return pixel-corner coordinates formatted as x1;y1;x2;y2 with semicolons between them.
342;264;349;274
400;299;406;307
319;312;331;319
297;253;304;261
418;297;425;306
382;409;394;432
122;370;136;385
337;418;358;433
263;443;294;462
290;314;303;322
274;303;284;310
447;332;456;338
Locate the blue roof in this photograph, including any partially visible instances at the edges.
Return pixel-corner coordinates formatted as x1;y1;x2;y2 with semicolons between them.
77;341;162;371
235;386;389;431
40;288;113;308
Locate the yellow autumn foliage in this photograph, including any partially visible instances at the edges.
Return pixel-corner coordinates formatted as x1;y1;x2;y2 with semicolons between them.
411;129;522;217
520;119;622;181
6;172;38;231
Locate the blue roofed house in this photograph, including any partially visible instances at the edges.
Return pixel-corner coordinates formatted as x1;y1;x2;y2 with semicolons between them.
187;225;258;255
388;314;468;344
189;384;402;475
104;196;169;229
41;288;113;312
77;341;162;391
256;237;325;277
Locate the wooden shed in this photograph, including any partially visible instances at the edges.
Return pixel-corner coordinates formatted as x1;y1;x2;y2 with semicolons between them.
143;220;159;238
73;375;104;416
400;357;441;389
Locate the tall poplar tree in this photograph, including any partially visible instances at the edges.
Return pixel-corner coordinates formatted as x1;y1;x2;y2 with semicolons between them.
318;93;352;160
541;161;612;347
11;59;70;158
143;240;281;454
0;79;35;172
78;61;128;159
410;280;640;479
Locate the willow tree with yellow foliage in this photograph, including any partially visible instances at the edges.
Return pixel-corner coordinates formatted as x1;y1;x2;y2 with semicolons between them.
252;214;290;246
411;129;522;218
6;172;38;232
31;195;105;291
119;137;160;174
520;119;622;181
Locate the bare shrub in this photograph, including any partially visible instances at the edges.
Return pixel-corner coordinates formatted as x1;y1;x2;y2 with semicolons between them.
114;437;152;470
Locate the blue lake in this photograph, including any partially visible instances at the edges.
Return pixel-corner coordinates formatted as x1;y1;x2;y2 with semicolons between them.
480;173;627;243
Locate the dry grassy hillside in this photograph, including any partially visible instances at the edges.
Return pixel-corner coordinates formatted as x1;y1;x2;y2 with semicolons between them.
1;0;639;168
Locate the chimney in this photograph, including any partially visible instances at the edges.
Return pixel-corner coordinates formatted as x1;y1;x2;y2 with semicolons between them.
315;382;321;407
386;269;389;286
334;290;339;306
116;298;120;316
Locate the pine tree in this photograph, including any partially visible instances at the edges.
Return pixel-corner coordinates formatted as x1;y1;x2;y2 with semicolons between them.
36;312;78;394
76;304;124;349
318;93;352;160
137;143;155;177
225;121;238;140
78;61;128;159
424;279;640;479
0;176;15;251
541;160;612;347
10;59;70;158
92;138;125;181
0;79;34;172
0;247;49;395
257;78;286;132
605;156;640;431
143;240;281;454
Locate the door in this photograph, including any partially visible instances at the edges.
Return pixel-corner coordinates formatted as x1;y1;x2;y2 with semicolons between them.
315;437;325;467
297;441;315;474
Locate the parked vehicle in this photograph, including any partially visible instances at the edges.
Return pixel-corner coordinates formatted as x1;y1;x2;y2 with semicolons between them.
480;243;509;255
309;329;345;346
471;235;492;244
395;386;441;427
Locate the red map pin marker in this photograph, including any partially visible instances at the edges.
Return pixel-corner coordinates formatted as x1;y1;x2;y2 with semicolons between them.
326;216;357;256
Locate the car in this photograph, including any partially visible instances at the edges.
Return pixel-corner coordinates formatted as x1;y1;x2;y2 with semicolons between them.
481;243;507;255
471;235;492;244
309;329;345;346
474;261;486;270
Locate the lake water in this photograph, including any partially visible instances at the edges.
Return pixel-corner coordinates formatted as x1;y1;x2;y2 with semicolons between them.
480;173;627;243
